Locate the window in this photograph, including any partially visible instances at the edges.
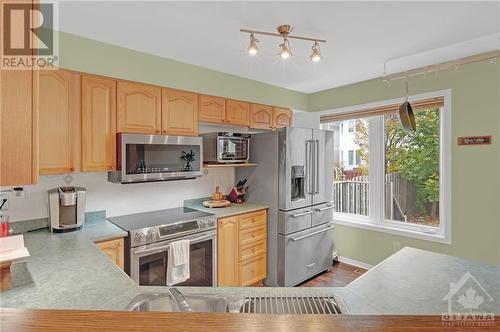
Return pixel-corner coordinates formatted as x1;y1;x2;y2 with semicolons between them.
320;91;451;244
348;120;355;133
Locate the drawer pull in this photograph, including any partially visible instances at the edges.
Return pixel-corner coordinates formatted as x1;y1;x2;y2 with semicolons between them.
290;225;335;241
291;211;313;218
315;205;334;212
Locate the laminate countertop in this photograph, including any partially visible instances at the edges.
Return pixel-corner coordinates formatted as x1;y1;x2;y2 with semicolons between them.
184;198;269;218
1;211;499;317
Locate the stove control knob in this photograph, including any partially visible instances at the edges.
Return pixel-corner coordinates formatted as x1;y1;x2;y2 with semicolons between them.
134;232;146;244
146;229;156;241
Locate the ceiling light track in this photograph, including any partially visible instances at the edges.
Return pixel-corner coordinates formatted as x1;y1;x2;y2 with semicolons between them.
241;25;326;61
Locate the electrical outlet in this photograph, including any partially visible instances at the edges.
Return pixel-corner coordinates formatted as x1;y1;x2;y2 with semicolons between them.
393;241;402;252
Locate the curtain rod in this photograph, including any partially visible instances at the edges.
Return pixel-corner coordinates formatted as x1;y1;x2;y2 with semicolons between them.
382;50;500;82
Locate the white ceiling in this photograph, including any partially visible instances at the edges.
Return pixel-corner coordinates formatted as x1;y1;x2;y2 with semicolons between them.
56;1;500;93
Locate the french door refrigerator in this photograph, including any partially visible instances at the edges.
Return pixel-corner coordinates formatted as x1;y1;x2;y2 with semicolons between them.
236;127;334;286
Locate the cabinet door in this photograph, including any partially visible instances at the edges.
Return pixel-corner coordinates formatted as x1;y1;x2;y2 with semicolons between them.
249;104;273;129
95;238;124;269
39;70;80;175
81;75;117;172
161;88;198;136
273;108;292;128
198;95;226;124
117;81;161;134
226;100;250;126
0;69;37;186
217;216;239;286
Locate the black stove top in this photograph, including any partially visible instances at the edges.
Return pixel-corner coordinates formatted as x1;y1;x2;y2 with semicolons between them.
107;207;214;232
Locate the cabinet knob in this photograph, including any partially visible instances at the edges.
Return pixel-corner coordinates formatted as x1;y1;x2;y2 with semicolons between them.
70;167;75;172
155;130;160;133
162;130;167;134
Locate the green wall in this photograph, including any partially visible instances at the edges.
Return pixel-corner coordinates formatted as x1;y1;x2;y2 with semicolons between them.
56;31;308;110
309;60;500;266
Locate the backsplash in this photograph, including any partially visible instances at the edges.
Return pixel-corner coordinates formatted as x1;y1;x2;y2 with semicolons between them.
5;168;234;222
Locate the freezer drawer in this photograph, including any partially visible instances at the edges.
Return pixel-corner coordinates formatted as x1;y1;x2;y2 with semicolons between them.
312;203;334;227
278;207;313;235
277;223;335;287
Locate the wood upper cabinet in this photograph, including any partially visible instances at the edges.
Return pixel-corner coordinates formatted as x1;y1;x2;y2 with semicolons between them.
273;108;292;128
39;70;80;175
226;100;250;126
161;88;198;136
81;75;117;172
95;238;124;270
0;68;38;186
198;95;226;124
217;216;239;286
249;104;273;129
117;81;161;134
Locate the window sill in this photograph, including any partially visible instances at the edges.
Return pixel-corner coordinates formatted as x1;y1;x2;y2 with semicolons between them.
332;215;451;244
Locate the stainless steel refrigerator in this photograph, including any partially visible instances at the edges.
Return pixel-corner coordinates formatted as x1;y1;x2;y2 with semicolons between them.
236;127;334;286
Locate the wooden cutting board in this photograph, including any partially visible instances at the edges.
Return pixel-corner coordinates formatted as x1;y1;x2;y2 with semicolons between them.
202;200;231;208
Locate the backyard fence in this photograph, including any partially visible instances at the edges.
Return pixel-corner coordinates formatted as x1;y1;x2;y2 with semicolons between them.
333;172;416;221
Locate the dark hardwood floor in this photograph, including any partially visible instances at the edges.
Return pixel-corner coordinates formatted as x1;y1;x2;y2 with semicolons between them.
298;260;368;287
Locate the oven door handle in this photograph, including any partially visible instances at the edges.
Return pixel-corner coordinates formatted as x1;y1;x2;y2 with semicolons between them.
133;232;215;255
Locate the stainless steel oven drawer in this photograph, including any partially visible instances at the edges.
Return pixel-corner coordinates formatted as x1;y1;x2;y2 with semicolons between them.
277;223;334;287
278;208;313;235
312;203;334;227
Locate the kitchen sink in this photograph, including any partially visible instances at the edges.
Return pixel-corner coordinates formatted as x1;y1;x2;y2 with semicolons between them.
126;291;229;313
127;289;349;315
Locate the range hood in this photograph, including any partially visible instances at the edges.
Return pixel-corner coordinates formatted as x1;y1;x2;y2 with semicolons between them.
108;133;203;184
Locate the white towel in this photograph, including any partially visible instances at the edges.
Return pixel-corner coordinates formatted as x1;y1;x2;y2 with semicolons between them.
166;239;190;286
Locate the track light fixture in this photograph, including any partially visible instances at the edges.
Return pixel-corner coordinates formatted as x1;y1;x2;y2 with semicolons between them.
310;41;322;62
240;25;326;62
247;33;258;55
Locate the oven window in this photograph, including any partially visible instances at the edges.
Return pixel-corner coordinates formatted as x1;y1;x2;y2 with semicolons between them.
218;139;247;160
139;252;166;286
173;239;213;286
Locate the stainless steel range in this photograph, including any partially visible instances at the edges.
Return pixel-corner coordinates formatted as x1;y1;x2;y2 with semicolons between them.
108;207;217;286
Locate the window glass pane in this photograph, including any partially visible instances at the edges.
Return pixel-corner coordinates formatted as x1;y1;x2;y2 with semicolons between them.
321;119;370;216
384;108;440;227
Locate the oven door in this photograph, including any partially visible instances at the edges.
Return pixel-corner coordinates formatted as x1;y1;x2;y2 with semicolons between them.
130;230;217;286
217;137;249;162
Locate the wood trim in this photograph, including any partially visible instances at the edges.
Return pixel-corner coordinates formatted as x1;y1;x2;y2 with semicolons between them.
2;309;499;331
320;97;444;122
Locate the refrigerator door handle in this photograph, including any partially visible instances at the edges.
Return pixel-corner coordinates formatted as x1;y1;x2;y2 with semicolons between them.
314;140;319;194
306;140;313;195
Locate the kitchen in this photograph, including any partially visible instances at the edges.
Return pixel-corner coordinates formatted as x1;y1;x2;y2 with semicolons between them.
1;1;499;331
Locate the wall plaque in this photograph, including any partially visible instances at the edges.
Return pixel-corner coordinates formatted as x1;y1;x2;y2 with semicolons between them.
457;136;492;145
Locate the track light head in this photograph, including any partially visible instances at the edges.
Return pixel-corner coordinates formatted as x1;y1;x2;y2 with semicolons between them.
310;41;322;62
247;33;258;55
279;38;292;59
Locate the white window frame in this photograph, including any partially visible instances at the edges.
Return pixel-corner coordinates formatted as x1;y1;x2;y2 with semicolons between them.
320;89;452;244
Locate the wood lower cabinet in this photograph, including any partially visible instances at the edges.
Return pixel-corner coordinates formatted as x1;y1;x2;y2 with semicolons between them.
81;75;117;172
161;88;198;136
39;70;80;175
250;104;273;129
217;216;239;286
273;107;292;128
95;238;124;269
198;95;226;124
217;209;267;286
117;81;162;134
0;68;38;186
226;100;250;126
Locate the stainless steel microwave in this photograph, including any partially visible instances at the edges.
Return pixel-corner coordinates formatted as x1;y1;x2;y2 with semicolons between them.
201;132;250;163
108;133;203;183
